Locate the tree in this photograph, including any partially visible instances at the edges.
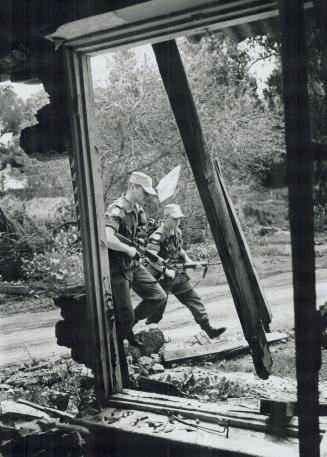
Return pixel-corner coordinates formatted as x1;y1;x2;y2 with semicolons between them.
247;19;327;203
95;50;183;209
178;34;285;186
21;90;49;129
0;85;26;134
94;32;286;234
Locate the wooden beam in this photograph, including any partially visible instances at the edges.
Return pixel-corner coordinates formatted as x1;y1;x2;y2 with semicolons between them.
214;159;272;331
278;0;320;455
152;39;272;380
63;47;122;399
164;332;287;365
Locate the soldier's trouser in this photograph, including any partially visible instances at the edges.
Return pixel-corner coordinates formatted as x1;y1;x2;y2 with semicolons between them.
111;264;167;339
146;271;209;326
111;264;166;385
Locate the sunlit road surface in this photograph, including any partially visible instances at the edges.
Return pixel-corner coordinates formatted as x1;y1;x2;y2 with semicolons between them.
1;269;327;367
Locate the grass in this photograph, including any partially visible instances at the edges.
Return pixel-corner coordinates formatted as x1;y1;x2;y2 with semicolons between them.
0;293;56;317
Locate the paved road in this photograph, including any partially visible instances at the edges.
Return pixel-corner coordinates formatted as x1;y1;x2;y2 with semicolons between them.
1;269;327;367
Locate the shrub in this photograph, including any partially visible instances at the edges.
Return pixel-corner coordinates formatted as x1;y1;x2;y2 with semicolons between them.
314;203;327;233
241;199;288;228
22;226;84;291
186;242;219;261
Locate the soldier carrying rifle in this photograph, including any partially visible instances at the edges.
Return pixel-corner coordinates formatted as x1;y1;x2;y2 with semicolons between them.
145;204;226;339
105;171;166;386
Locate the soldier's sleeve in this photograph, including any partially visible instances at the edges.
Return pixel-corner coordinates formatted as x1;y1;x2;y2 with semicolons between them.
177;229;185;259
136;206;147;239
147;232;162;253
105;204;124;232
177;228;184;251
138;207;147;227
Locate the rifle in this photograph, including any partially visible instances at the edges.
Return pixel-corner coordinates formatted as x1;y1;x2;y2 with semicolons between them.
170;260;221;272
114;233;177;273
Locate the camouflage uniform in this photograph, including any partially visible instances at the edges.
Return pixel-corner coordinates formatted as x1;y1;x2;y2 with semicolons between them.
145;222;210;327
105;195;166;340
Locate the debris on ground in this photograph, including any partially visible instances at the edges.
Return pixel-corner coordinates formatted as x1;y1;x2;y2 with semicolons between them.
0;358;95;415
151;366;299;402
0;399;91;457
128;324;165;358
162;331;288;366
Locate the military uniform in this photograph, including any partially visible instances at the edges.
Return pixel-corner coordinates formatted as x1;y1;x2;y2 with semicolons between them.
146;222;210;327
105;194;166;340
145;203;226;340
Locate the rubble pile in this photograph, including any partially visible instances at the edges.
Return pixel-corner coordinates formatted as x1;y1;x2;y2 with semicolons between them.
125;324;166;380
0;359;95;415
0;400;91;457
151;365;298;402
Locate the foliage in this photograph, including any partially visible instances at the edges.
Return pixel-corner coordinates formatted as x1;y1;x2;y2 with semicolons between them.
0;195;79;282
249;20;327;204
0;85;26;134
16;156;74;200
95;51;182;206
0;86;49;135
94;33;286;238
21;90;49;129
179;35;285;187
314;203;327;233
21;226;84;291
0;196;53;251
2;359;95;414
186;242;220;261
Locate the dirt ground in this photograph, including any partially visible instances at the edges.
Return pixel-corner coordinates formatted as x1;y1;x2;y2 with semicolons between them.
1;233;327;414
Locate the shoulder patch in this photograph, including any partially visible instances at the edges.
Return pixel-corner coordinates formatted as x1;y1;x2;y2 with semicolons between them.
109;206;122;217
151;232;162;241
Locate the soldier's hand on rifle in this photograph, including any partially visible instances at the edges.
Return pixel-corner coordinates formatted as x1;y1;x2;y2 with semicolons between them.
165;268;176;280
126;246;138;259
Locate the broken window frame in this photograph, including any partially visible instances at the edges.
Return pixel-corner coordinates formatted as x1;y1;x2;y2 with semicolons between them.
61;1;321;454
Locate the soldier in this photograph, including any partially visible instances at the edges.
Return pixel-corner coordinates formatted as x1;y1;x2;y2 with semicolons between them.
145;204;226;339
105;171;167;386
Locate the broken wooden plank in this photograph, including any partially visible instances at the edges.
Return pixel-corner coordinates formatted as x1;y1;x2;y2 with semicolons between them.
164;331;288;365
152;39;272;380
0;284;29;295
1;400;50;420
214;158;272;332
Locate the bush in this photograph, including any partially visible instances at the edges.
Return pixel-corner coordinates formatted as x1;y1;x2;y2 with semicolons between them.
241;199;288;228
24;197;75;225
314;203;327;233
22;226;84;291
0;196;54;255
186;242;219;261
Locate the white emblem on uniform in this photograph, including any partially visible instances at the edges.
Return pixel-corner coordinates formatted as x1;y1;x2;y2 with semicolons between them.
109;207;121;217
152;233;162;241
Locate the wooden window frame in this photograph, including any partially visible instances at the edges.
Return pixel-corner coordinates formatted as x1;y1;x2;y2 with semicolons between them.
62;1;320;455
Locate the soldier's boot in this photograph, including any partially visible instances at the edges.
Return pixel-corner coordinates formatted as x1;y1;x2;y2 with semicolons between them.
200;321;226;339
126;330;144;349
